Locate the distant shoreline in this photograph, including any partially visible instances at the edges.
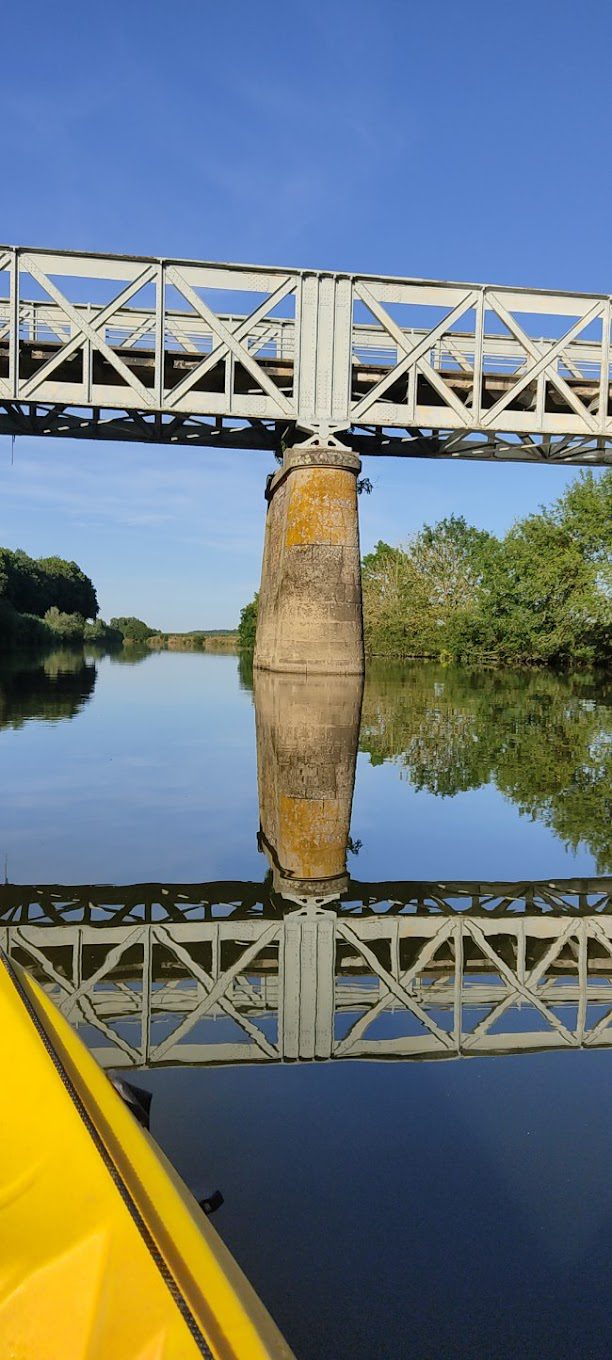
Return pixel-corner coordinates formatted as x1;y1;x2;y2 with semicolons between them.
145;632;238;652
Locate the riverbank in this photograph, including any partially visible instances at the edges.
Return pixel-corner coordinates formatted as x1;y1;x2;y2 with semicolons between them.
146;631;238;652
0;613;239;658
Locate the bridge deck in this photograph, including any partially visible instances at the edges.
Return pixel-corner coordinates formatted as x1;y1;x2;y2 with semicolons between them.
3;334;609;425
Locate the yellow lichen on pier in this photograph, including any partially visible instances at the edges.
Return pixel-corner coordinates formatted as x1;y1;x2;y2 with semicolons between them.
278;793;345;880
285;469;355;547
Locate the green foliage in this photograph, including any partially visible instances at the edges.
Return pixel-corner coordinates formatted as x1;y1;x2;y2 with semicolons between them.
550;470;612;563
362;541;427;656
0;599;51;648
110;616;156;643
43;608;86;642
83;619;123;648
362;518;499;660
37;556;98;619
238;594;258;651
480;515;604;662
0;548;98;620
362;473;611;664
0;546;101;651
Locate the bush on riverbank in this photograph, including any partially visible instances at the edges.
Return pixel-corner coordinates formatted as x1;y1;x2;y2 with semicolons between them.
238;596;258;651
0;595;123;651
110;616;156;644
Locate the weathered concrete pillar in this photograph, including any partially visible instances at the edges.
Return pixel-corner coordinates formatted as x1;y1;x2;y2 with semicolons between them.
254;669;363;905
254;445;364;675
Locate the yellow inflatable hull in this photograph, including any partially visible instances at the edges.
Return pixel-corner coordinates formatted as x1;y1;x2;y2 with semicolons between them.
0;953;294;1359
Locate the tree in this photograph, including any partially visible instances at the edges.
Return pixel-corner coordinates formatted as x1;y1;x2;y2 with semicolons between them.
362;522;498;660
38;557;98;619
110;616;155;643
411;516;498;657
238;595;258;650
84;619;123;648
550;470;612;565
485;514;609;663
0;548;98;619
362;542;428;656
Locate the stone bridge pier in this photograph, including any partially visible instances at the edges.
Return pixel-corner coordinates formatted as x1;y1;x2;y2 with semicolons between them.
254;445;364;675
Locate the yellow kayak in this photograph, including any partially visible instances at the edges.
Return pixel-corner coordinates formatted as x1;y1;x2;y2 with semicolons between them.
0;952;294;1360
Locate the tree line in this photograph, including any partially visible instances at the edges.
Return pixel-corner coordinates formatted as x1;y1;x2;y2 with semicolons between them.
0;550;238;654
0;547;121;649
239;471;611;665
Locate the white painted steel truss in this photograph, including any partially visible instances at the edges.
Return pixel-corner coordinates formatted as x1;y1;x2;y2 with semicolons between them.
1;245;611;463
3;876;610;1069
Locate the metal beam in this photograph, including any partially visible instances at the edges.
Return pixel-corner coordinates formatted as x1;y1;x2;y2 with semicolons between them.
3;875;611;1070
1;875;608;925
1;245;611;461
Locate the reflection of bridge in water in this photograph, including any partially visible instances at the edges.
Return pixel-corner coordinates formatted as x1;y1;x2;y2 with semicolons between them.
4;669;608;1070
2;876;610;1070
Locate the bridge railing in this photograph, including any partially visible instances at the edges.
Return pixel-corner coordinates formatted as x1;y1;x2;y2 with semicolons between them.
2;296;608;381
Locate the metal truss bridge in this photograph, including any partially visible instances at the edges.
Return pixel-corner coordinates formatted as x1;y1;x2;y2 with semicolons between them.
3;874;611;1071
1;245;612;465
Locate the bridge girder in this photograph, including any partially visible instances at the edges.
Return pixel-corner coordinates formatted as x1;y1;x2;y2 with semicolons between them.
1;245;612;463
3;876;611;1070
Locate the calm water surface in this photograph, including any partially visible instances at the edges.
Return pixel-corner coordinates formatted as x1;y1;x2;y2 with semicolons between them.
1;648;611;1359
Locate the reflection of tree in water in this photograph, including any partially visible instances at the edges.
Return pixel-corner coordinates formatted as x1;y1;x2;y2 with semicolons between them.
361;663;612;870
238;649;254;693
0;650;96;730
87;644;151;666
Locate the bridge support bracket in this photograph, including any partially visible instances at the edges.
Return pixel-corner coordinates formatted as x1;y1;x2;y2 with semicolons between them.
254;445;365;675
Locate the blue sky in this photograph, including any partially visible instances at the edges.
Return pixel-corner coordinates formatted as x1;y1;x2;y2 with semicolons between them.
1;0;610;629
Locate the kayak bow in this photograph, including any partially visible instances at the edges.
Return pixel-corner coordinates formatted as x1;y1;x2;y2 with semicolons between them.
0;952;294;1360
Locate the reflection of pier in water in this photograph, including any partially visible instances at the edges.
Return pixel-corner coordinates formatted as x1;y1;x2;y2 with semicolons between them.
2;876;611;1070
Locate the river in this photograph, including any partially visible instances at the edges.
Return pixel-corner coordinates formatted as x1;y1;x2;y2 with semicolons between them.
1;647;610;1358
